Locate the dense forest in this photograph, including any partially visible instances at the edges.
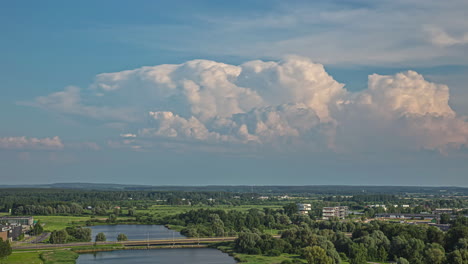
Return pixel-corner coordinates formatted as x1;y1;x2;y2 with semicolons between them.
167;207;468;264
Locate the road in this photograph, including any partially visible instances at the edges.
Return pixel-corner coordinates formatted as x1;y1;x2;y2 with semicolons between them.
28;232;50;243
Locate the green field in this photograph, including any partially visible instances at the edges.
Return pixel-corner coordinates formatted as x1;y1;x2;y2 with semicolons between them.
34;216;92;231
40;250;78;264
5;251;43;264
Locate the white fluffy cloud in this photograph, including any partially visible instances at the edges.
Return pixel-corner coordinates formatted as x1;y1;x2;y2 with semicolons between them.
26;57;468;153
0;136;64;150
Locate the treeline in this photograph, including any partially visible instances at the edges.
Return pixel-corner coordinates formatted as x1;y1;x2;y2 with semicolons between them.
234;223;467;264
2;188;279;216
324;194;399;203
167;208;298;237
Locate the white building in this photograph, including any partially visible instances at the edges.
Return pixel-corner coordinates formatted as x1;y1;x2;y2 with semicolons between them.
322;206;348;220
297;203;312;214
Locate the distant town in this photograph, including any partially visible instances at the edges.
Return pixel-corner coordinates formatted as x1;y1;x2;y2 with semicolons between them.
1;184;467;263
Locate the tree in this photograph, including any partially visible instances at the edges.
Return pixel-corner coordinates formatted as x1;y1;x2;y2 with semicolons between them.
349;243;367;264
427;226;444;245
95;232;106;242
117;233;128;241
49;229;68;244
423;243;445;264
210;214;225;237
377;246;388;262
234;232;261;254
446;226;468;251
128;208;135;217
107;214;117;223
32;221;43;236
283;203;297;217
446;249;468;264
302;246;333;264
440;213;450;224
0;238;12;259
396;257;409;264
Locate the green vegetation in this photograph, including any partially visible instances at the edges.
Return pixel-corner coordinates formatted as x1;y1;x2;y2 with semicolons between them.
34;216;92;231
31;221;44;236
95;232;106;242
40;250;78;264
0;238;12;260
1;186;467;263
117;233;128;241
4;251;42;264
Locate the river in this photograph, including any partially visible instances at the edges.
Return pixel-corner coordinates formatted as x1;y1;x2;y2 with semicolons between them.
78;225;237;264
77;248;237;264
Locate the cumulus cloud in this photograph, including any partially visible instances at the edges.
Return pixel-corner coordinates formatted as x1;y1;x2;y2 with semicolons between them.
25;57;468;154
0;136;64;150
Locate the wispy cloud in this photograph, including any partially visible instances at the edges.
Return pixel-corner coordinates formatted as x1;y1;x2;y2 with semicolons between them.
95;0;468;66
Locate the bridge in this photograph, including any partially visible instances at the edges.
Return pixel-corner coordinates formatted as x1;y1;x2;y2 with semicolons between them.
13;236;242;250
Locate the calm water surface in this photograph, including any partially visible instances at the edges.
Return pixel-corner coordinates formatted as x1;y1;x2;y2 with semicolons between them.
89;225;184;241
77;248;237;264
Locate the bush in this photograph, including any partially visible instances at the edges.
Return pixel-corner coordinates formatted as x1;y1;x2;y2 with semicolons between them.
95;232;106;242
117;233;128;241
248;247;262;255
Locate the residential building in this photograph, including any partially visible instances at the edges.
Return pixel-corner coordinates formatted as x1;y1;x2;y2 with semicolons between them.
0;216;33;226
0;224;23;241
0;230;7;241
322;206;348;220
297;203;312;215
433;208;453;214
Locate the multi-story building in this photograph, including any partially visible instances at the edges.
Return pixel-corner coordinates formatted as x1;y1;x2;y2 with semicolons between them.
297;203;312;215
433;208;454;215
0;216;34;226
322;206;348;220
0;224;23;241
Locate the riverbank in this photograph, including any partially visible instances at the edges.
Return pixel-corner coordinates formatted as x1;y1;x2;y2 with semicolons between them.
8;244;212;264
214;243;307;264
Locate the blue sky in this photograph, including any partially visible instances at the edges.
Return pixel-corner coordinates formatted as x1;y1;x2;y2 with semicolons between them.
1;0;467;186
